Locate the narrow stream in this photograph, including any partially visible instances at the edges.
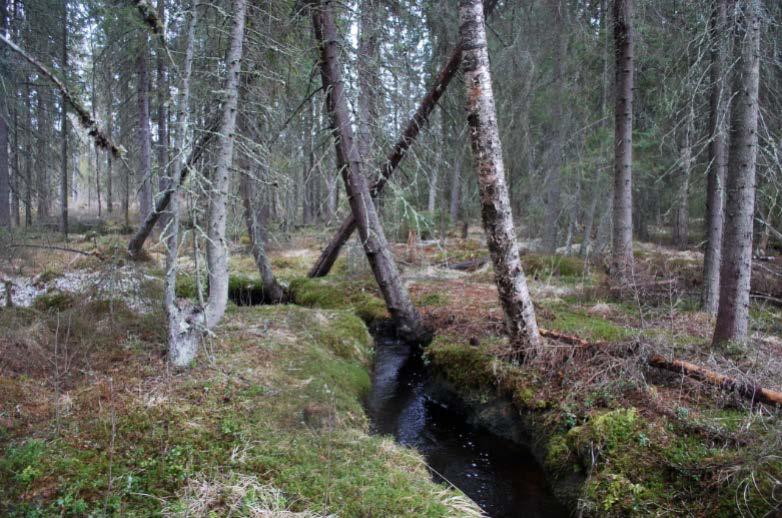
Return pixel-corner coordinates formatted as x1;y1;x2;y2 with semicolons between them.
365;335;567;518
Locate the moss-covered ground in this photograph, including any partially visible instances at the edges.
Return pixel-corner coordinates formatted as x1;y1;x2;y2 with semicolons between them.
1;226;780;516
0;231;480;517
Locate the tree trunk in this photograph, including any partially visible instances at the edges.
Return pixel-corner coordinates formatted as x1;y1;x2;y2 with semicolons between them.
307;0;497;278
543;0;567;254
156;0;170;230
312;0;427;343
23;80;31;226
60;1;69;236
611;0;634;281
164;3;205;368
713;0;761;346
449;149;463;226
106;78;113;214
36;85;49;221
137;36;153;222
356;0;379;167
702;0;728;314
459;0;540;353
0;0;8;229
240;169;286;302
673;107;693;249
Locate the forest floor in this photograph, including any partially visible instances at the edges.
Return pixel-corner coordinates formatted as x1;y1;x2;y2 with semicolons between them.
0;222;780;516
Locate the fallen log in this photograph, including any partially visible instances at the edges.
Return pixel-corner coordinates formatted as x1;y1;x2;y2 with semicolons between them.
648;355;782;407
445;256;489;272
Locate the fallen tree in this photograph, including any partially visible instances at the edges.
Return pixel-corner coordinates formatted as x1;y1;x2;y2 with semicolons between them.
648;355;782;407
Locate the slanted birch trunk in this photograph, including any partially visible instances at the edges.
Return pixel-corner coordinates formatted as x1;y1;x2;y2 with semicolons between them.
713;0;761;346
312;0;427;343
459;0;540;353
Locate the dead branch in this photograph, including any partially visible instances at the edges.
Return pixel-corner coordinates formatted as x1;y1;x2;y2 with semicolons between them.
648;355;782;407
0;34;124;158
10;243;103;259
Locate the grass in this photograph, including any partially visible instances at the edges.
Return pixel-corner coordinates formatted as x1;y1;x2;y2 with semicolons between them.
0;300;479;517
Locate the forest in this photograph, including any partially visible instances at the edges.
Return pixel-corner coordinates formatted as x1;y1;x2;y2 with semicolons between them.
0;0;781;516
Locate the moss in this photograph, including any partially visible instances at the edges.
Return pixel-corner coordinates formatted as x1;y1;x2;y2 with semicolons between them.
417;292;450;307
289;277;387;323
545;434;573;473
542;304;632;342
1;302;474;517
424;336;498;393
314;311;372;362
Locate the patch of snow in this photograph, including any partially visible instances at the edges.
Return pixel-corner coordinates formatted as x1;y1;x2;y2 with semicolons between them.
0;266;160;313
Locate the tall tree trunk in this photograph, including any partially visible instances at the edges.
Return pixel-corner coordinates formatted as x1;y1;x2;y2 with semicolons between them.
356;0;379;166
702;0;728;314
0;0;9;229
449;149;463;226
23;80;31;226
312;0;427;343
713;0;761;346
36;86;49;221
673;107;693;249
543;0;567;254
156;0;169;230
611;0;635;281
59;0;69;236
203;0;246;331
165;4;200;368
459;0;540;353
106;77;113;214
137;36;153;222
307;0;498;278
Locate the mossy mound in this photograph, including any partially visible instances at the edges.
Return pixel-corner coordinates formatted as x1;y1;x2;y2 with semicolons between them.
288;277;388;324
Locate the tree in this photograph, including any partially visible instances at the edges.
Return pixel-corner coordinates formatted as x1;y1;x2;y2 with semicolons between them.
0;0;8;229
713;0;762;346
611;0;634;281
458;0;540;353
702;0;729;315
312;0;427;343
136;35;153;222
60;0;69;236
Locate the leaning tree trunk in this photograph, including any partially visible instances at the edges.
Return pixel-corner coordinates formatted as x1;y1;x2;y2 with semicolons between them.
307;0;498;278
459;0;540;354
713;0;761;346
702;0;728;314
312;0;427;343
611;0;635;281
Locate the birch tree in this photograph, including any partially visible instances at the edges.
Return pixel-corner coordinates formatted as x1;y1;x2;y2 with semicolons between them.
459;0;540;353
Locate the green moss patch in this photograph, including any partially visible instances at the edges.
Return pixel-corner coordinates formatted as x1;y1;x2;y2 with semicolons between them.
289;277;388;323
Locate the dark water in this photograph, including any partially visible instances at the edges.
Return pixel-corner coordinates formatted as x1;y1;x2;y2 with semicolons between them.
365;336;568;518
